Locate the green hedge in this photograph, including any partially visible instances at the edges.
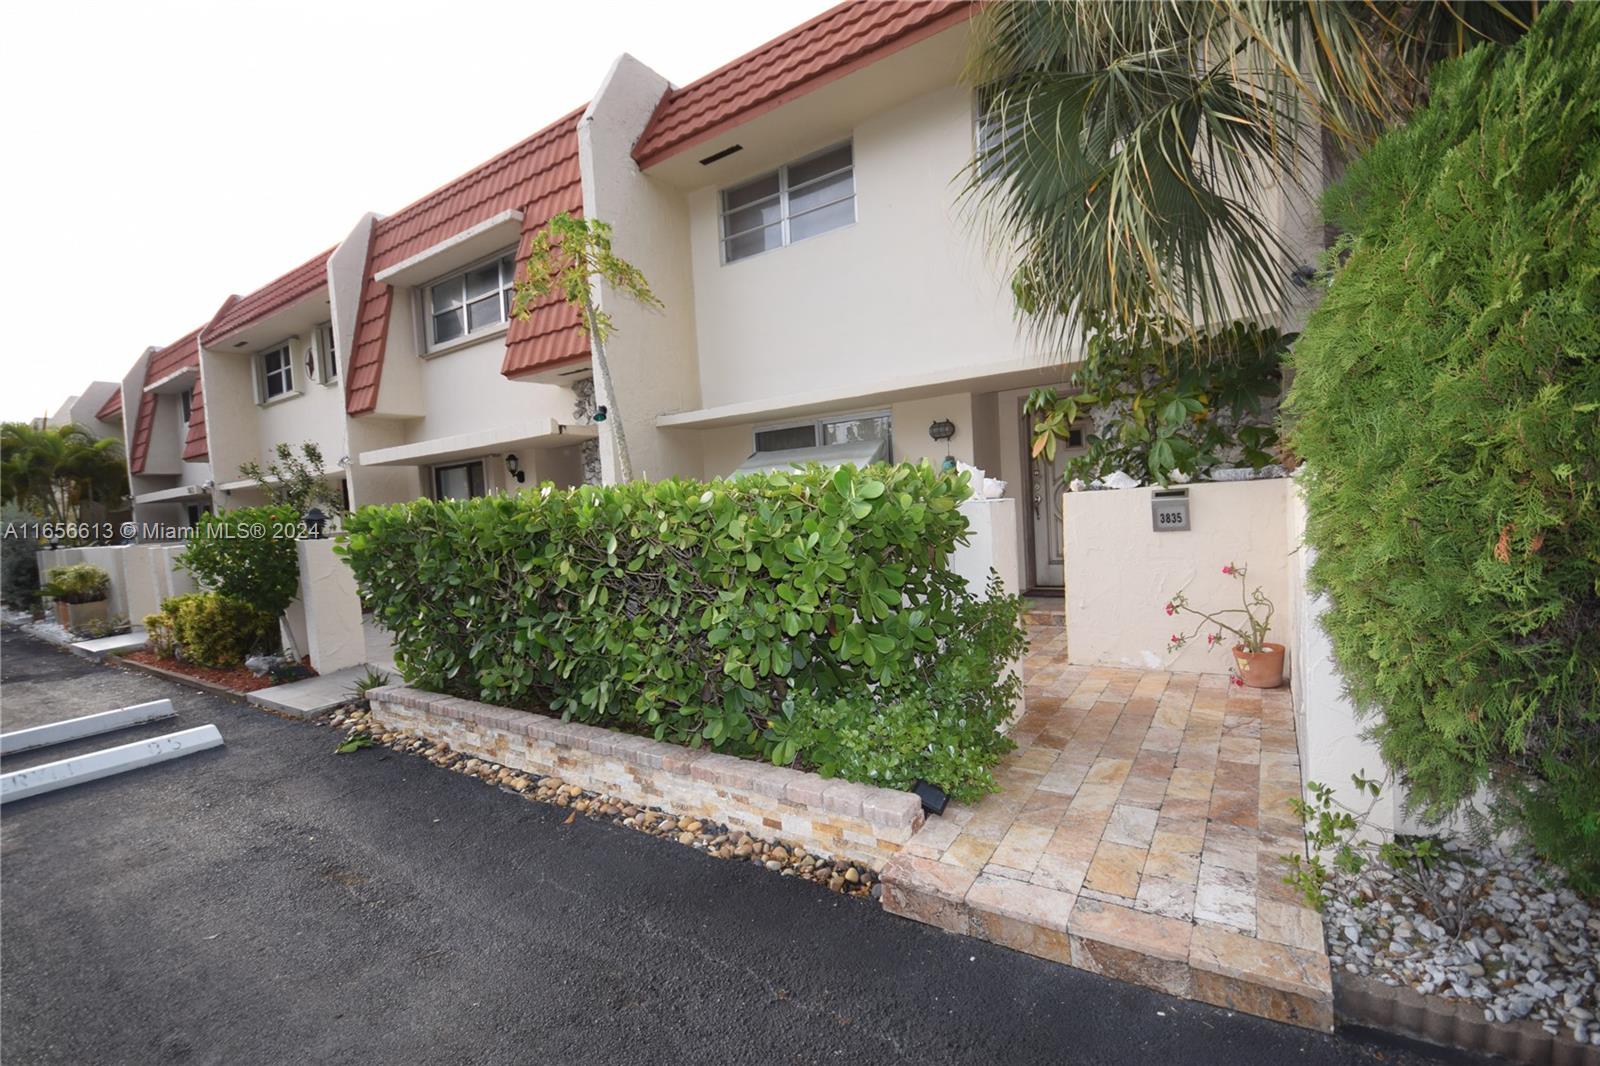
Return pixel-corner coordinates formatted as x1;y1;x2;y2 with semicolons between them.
1286;3;1600;888
340;465;1024;801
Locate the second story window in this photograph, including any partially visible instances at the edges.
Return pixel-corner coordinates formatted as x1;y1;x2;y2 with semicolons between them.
428;253;516;350
178;387;193;426
261;344;293;401
317;322;338;382
721;142;854;263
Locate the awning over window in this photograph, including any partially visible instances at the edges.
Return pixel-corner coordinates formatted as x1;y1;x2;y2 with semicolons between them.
731;437;889;477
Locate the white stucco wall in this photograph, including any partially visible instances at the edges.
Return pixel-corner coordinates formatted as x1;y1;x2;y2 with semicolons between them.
1063;478;1295;674
580;54;705;485
685;84;1037;412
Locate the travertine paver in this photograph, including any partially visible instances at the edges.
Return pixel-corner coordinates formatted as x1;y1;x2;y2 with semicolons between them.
883;620;1332;1030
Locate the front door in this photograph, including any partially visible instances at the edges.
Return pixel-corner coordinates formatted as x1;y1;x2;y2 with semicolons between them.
1021;402;1080;589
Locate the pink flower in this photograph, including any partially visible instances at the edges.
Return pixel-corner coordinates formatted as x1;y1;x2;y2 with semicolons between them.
1231;676;1245;687
1222;564;1234;575
1164;603;1176;616
1207;633;1217;646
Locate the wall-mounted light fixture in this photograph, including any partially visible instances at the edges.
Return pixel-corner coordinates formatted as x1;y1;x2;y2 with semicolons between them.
929;419;958;472
504;454;526;484
593;405;608;423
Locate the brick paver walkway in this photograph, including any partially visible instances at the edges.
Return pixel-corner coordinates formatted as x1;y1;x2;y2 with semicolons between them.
882;620;1333;1029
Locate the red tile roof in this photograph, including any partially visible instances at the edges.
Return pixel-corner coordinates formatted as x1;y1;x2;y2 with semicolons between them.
632;0;973;168
202;249;333;345
347;107;589;414
94;388;122;422
182;375;207;460
129;327;202;475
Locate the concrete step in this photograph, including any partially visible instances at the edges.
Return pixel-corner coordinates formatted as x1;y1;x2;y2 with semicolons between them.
880;852;1333;1031
1022;609;1066;627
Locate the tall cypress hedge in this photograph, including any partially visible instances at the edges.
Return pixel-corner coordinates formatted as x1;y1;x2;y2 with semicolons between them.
1286;3;1599;888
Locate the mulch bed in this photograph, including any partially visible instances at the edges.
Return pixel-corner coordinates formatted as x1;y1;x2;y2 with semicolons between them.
121;651;313;694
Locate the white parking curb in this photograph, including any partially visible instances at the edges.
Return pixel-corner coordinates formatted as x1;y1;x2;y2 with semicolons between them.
0;699;177;755
0;725;224;804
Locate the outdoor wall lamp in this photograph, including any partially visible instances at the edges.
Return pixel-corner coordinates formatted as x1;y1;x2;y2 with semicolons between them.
301;507;327;539
593;404;608;423
504;454;526;484
929;419;958;472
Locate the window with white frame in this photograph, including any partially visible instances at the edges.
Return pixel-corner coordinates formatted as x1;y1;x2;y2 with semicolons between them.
720;142;855;263
317;322;338;382
753;411;891;456
974;85;1020;179
260;344;294;401
427;253;517;349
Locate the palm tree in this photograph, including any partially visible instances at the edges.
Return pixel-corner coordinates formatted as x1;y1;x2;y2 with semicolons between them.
964;0;1535;351
0;422;129;529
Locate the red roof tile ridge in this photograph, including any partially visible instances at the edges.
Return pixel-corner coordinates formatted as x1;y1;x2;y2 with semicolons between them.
202;248;334;345
371;105;587;236
633;1;973;166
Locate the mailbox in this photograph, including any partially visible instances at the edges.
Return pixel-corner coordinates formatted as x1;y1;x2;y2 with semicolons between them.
1152;488;1190;532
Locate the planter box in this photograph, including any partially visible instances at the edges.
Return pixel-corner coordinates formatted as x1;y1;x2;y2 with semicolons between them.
367;686;926;869
55;600;109;630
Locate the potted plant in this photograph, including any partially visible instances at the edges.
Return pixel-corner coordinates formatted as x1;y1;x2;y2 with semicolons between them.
1163;562;1284;688
43;563;111;632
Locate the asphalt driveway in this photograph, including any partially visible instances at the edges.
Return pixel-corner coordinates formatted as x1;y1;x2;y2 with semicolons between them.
0;627;1483;1065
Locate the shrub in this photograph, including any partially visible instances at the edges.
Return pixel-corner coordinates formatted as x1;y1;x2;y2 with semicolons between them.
178;505;300;615
1;535;40;610
1285;3;1600;889
144;592;277;668
42;563;109;603
341;465;1026;799
774;579;1024;803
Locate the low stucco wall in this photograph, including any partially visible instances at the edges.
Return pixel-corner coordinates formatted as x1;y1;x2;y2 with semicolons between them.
953;496;1021;598
1063;478;1294;674
367;686;926;869
295;538;365;675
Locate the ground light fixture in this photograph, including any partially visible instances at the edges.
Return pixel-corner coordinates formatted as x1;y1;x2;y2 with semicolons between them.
301;507;327;538
504;454;526;484
912;779;948;816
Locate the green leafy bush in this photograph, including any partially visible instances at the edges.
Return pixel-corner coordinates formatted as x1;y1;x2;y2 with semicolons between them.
1285;3;1600;889
178;505;300;615
42;563;109;603
144;592;277;668
340;465;1026;800
772;578;1024;802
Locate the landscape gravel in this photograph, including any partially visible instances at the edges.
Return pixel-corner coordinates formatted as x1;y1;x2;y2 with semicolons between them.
327;703;881;899
1321;842;1598;1046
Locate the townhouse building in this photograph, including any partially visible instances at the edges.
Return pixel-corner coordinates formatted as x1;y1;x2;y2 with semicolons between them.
102;0;1319;594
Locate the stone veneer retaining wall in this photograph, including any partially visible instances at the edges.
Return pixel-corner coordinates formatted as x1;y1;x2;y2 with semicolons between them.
367;686;925;869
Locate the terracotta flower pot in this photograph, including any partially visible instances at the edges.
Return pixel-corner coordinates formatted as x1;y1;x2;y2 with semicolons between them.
1233;642;1285;689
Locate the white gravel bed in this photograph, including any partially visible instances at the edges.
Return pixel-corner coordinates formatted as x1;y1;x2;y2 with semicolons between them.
1323;842;1598;1046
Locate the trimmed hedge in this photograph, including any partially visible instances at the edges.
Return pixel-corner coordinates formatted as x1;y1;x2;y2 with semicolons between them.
1286;3;1600;888
340;465;1024;801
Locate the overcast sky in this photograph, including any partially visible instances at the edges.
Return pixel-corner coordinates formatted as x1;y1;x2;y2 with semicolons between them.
0;0;833;423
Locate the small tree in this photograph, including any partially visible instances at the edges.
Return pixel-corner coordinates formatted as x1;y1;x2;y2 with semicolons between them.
512;214;662;483
179;504;304;664
238;442;344;516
